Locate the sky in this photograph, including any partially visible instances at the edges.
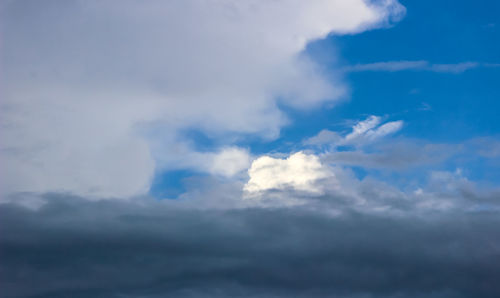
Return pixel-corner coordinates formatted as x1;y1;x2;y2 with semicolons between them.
1;0;500;297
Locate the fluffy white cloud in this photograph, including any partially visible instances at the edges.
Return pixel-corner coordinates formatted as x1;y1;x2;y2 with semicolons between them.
244;152;333;195
0;0;405;198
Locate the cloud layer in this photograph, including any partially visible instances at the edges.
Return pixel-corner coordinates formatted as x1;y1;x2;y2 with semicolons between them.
1;195;500;298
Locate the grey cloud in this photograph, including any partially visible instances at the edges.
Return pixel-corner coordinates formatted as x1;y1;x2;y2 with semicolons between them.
303;129;342;146
321;141;460;170
2;194;500;298
466;137;500;159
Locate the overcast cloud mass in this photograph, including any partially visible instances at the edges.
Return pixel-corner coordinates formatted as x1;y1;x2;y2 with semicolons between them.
1;0;500;297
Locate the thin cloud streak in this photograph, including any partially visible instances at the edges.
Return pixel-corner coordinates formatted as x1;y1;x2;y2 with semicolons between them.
343;60;499;73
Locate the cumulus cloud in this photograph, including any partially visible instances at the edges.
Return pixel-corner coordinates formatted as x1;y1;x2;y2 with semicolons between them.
0;0;405;199
244;152;334;195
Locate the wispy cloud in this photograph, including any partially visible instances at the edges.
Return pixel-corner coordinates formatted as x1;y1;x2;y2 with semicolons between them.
304;115;404;148
343;60;429;72
343;60;498;73
430;62;479;73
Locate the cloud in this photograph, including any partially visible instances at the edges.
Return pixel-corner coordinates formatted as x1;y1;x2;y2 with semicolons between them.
344;117;403;144
304;115;404;148
345;115;383;141
303;129;342;146
343;60;493;73
343;60;429;72
207;147;252;178
0;0;405;199
1;195;500;298
244;152;334;195
467;137;500;158
321;141;458;170
363;120;404;140
430;62;480;73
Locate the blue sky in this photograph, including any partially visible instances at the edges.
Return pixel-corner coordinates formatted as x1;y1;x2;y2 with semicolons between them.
333;0;500;140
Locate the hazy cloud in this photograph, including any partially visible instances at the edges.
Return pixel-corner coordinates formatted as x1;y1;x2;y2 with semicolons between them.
322;141;459;170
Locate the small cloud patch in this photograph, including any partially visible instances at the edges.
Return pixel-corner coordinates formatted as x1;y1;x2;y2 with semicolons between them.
244;152;333;195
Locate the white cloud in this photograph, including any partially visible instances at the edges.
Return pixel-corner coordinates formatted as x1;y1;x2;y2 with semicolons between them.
363;120;404;141
345;115;383;141
244;152;333;195
343;116;404;145
0;0;405;199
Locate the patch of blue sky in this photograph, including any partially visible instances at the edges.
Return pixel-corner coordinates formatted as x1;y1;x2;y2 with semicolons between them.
150;170;208;199
304;0;500;142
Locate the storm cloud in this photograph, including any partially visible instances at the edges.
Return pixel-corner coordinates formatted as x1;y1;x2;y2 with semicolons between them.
1;195;500;298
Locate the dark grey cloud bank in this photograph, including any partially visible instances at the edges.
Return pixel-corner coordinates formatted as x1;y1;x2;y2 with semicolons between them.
1;195;500;298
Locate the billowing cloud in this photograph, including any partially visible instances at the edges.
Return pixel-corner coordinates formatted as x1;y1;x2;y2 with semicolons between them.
0;0;405;199
244;152;334;195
